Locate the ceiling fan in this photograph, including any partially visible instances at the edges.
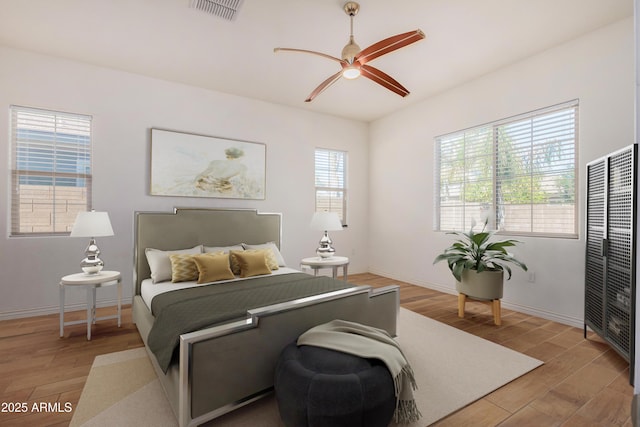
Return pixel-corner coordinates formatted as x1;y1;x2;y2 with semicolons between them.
274;2;425;102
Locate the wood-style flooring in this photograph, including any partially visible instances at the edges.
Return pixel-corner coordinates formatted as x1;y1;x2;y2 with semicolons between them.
0;273;633;426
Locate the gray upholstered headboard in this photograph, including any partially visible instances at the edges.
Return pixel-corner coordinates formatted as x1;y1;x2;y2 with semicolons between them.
133;208;282;295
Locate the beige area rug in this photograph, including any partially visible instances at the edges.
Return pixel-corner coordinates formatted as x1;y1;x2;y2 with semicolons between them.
71;308;542;426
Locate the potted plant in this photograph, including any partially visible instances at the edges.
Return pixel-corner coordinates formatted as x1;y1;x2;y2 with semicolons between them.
433;219;528;301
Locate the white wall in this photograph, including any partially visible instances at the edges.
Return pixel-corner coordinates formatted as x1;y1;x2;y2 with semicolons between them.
0;18;634;324
0;46;370;318
368;18;635;327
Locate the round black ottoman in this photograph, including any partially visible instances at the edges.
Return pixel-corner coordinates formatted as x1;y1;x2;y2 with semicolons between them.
274;342;396;427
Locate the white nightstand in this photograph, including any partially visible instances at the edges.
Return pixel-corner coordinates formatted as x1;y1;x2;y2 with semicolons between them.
59;270;122;340
300;256;349;282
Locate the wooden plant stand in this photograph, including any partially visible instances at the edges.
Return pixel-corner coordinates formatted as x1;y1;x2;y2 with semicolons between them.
458;293;502;326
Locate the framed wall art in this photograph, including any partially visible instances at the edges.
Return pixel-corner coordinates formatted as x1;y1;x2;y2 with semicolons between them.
150;128;266;200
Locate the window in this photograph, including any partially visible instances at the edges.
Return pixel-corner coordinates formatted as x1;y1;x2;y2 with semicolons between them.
315;148;347;223
10;106;92;236
435;100;577;237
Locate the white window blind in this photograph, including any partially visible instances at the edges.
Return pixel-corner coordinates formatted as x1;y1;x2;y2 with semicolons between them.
435;100;578;237
10;106;92;236
315;148;347;223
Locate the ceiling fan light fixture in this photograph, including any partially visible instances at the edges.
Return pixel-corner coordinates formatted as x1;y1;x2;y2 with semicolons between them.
342;66;361;79
341;37;361;63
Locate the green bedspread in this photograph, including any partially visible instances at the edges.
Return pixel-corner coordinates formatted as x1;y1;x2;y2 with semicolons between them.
147;272;352;372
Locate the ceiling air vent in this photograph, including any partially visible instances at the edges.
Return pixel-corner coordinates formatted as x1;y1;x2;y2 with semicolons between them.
189;0;244;21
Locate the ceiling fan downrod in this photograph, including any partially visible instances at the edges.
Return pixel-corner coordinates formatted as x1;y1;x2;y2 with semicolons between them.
341;2;361;73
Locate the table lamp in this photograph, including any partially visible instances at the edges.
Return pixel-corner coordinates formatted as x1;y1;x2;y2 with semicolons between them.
310;211;343;258
70;210;114;274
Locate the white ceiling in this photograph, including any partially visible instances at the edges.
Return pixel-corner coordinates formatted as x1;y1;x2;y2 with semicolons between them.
0;0;633;122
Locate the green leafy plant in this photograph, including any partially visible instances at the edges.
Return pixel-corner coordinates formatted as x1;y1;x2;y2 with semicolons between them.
433;219;527;282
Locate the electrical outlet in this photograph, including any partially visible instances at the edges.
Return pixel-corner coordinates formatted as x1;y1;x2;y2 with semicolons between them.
527;272;536;283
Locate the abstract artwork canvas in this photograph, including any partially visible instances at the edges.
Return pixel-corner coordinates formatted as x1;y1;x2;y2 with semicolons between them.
150;129;266;200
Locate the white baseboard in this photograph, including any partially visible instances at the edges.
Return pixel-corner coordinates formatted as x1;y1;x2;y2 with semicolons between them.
368;268;584;329
0;298;130;321
499;300;583;329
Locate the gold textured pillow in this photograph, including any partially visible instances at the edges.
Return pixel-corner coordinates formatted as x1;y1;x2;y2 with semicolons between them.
228;250;244;275
193;253;235;284
169;254;199;283
243;249;279;270
242;242;286;267
232;250;272;278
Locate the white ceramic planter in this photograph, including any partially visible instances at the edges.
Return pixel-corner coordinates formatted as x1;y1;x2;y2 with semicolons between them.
455;270;504;300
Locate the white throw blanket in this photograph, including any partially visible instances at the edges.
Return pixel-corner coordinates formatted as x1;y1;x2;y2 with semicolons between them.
297;319;421;424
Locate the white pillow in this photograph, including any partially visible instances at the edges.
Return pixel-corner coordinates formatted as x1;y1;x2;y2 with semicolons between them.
203;244;244;254
242;242;286;267
145;245;203;283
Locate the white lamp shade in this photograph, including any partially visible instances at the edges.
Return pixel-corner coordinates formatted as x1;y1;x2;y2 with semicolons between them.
310;211;343;231
70;211;114;237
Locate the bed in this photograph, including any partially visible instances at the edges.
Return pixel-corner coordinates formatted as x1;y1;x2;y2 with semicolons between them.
131;208;400;427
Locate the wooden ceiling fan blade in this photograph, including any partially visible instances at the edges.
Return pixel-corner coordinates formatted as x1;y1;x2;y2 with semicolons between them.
355;30;425;65
274;47;346;64
305;71;343;102
360;65;410;97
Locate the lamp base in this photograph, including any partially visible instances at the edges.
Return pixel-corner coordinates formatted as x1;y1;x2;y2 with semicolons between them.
80;257;104;275
316;231;335;258
316;246;335;258
80;238;104;274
